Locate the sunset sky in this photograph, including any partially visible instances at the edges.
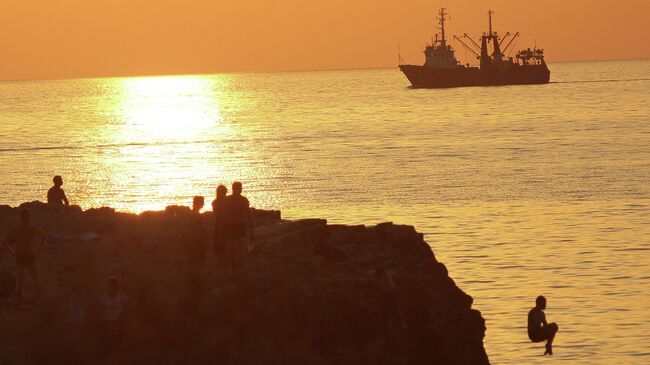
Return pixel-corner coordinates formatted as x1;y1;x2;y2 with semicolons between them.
1;0;649;80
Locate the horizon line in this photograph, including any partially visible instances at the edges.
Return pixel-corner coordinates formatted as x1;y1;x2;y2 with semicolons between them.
1;57;649;83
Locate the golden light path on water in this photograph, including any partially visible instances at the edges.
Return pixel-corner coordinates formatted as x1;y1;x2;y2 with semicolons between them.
82;75;246;212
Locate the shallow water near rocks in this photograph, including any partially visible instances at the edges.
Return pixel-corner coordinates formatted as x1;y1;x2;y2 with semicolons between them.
1;60;650;364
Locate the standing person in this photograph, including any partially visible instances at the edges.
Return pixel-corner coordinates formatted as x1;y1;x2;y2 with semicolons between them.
97;276;129;361
184;196;207;268
528;295;559;355
211;185;228;263
1;209;47;303
47;175;69;207
222;182;254;275
375;266;407;348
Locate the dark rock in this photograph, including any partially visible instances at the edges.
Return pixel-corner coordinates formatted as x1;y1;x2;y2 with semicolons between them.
66;205;83;215
0;203;490;364
313;242;347;263
164;205;192;217
251;208;281;226
18;200;48;210
0;205;12;216
85;206;116;216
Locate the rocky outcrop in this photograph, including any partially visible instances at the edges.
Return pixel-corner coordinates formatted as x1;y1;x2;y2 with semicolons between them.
0;203;489;365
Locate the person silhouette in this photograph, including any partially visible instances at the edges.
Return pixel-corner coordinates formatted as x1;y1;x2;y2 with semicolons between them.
528;295;559;355
211;185;228;262
375;267;407;338
222;182;254;275
97;276;129;360
183;196;207;268
47;175;69;207
1;209;47;303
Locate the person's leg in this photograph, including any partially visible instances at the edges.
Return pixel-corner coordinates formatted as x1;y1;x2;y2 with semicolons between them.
547;323;558;345
223;239;234;275
27;262;42;297
246;235;254;253
213;232;222;263
189;241;204;269
544;323;559;355
15;265;26;301
233;238;242;274
183;241;191;264
199;240;208;268
214;222;224;262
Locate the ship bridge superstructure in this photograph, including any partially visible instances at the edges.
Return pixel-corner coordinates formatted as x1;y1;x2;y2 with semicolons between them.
424;8;460;69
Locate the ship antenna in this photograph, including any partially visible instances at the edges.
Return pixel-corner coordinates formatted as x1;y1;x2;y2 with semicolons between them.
488;9;494;36
397;43;405;65
438;7;448;48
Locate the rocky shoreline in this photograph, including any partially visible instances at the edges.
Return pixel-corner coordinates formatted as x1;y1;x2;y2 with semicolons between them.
0;202;489;364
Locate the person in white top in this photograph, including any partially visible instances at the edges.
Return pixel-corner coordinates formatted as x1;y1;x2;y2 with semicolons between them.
99;276;128;321
97;276;128;356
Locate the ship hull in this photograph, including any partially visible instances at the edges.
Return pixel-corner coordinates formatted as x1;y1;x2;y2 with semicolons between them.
399;64;550;88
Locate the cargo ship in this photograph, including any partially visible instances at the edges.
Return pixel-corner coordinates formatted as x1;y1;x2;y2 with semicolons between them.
399;8;550;88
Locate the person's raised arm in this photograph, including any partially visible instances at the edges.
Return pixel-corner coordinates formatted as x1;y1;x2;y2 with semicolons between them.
2;230;16;256
62;191;69;206
246;203;255;241
36;227;48;250
541;311;548;326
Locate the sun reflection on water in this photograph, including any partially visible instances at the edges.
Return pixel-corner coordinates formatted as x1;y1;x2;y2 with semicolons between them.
87;75;239;212
113;76;226;142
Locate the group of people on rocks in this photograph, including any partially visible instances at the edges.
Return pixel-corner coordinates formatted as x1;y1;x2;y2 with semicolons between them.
1;175;260;360
183;181;255;275
2;176;257;304
1;175;560;356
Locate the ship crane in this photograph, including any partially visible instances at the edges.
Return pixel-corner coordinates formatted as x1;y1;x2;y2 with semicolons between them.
463;33;482;51
498;32;511;48
453;35;480;59
501;32;520;54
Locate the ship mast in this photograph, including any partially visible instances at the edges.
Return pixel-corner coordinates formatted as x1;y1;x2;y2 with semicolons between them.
437;8;448;48
488;10;494;36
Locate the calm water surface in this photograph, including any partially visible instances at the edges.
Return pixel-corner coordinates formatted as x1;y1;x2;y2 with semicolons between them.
1;60;649;364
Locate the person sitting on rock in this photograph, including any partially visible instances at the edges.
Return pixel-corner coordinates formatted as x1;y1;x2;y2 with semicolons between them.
222;182;254;275
184;196;207;268
212;184;228;263
1;209;47;303
528;295;559;355
47;175;69;207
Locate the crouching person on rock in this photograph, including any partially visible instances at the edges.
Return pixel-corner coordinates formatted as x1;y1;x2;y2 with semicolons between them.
528;295;559;355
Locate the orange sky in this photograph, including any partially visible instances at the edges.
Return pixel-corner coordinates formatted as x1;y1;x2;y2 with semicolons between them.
1;0;649;80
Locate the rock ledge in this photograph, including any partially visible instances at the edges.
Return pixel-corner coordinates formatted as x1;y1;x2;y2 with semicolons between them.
0;203;489;364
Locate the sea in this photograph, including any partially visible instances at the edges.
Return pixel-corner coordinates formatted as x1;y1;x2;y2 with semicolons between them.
1;60;649;364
